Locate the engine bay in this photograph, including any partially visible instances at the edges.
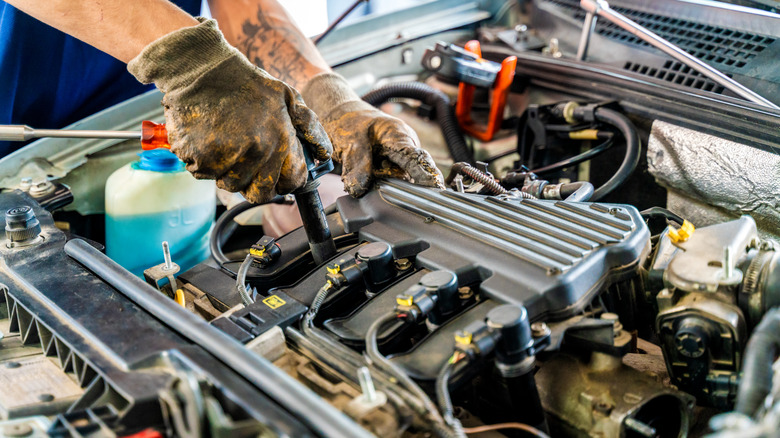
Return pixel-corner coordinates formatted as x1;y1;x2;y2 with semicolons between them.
1;0;779;437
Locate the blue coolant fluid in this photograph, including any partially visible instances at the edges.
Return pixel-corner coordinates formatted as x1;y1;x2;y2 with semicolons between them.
105;149;216;277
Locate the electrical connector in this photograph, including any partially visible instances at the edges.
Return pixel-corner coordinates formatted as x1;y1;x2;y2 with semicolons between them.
324;258;362;289
668;220;695;243
393;271;460;323
453;320;499;359
250;236;281;266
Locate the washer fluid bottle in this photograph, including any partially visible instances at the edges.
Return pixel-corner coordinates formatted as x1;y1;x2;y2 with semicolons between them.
105;149;216;277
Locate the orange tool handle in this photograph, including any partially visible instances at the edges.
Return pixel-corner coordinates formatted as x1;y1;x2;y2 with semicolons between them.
141;121;170;150
455;40;517;142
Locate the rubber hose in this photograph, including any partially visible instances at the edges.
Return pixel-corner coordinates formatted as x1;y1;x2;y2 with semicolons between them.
530;136;614;175
560;181;595;202
736;308;780;417
590;108;641;201
362;82;474;164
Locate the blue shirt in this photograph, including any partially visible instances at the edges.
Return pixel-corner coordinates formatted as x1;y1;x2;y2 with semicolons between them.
0;1;201;155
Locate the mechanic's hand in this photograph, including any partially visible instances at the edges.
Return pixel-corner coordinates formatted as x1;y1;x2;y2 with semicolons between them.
127;19;331;203
301;73;444;197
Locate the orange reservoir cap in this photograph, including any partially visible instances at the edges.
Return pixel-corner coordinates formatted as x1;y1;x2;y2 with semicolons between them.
141;121;170;150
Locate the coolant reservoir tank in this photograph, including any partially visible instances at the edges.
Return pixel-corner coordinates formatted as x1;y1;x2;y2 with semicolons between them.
105;149;216;277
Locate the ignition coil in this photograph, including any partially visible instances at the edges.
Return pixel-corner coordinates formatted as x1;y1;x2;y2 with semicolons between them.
449;304;550;432
355;242;396;287
394;270;460;324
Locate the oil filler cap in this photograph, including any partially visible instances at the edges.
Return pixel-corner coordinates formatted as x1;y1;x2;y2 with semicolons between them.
5;206;41;244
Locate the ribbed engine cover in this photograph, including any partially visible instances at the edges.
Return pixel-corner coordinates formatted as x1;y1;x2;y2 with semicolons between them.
337;180;650;320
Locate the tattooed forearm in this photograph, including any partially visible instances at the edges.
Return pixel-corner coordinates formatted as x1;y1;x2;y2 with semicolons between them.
208;0;330;89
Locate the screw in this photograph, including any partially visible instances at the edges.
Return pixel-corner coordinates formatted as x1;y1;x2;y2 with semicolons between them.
544;38;563;58
455;178;465;193
531;322;550;338
424;216;435;224
394;258;412;271
162;241;172;270
600;312;622;334
624;417;657;437
458;286;475;300
358;367;377;403
19;178;32;192
29;180;54;198
547;267;561;276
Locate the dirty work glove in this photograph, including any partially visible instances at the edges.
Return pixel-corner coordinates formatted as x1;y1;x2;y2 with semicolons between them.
301;73;444;197
127;19;332;203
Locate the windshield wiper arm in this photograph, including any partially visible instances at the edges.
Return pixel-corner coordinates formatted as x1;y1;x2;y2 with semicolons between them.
577;0;779;109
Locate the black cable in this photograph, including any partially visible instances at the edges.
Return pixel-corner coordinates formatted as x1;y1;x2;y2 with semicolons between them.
235;254;254;306
529;137;614;175
366;312;451;436
362;82;474;164
640;207;685;226
302;282;334;333
589;108;642;201
436;356;467;438
210;196;287;265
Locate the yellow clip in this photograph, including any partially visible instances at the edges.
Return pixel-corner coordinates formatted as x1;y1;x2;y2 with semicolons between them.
249;247;265;257
326;264;341;275
454;331;473;345
396;295;414;307
174;289;186;307
668;220;695;243
568;129;600;141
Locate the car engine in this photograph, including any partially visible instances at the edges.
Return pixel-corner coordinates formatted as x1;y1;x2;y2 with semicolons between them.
0;0;779;437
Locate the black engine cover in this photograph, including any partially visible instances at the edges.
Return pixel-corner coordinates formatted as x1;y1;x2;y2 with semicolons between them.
335;180;649;318
215;180;650;381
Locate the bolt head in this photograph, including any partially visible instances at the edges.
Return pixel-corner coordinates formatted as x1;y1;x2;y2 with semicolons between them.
531;322;550;337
